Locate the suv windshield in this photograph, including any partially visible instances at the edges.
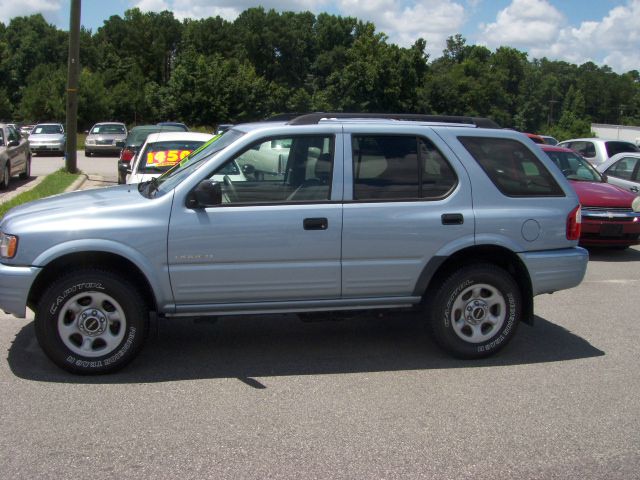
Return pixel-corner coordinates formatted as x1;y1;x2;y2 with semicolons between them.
142;129;245;197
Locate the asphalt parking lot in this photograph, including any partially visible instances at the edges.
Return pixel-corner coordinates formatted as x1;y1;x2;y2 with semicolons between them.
0;238;639;478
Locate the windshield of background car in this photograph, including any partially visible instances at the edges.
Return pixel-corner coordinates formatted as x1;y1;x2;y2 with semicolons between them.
139;140;206;174
545;149;602;182
33;124;63;134
605;141;640;157
153;129;245;195
91;124;126;134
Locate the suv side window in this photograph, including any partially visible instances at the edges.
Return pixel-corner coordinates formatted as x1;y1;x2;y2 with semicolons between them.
568;141;595;159
7;126;19;143
605;141;639;157
459;136;564;197
352;135;457;201
212;135;334;204
606;157;638;181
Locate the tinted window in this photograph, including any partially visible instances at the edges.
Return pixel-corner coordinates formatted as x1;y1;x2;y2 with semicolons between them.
605;141;639;157
92;124;126;134
459;136;564;197
606;157;638;181
352;135;457;201
213;135;334;204
33;124;63;134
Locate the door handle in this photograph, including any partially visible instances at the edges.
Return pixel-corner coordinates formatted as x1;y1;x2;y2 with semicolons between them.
303;217;328;230
441;213;464;225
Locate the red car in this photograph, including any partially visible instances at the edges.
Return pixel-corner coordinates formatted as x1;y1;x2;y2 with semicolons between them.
541;145;640;248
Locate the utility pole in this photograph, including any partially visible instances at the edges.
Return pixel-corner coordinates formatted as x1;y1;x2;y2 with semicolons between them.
65;0;81;173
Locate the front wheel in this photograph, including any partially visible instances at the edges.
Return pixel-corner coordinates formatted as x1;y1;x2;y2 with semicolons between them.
19;156;31;180
1;164;10;190
35;269;149;374
429;264;521;359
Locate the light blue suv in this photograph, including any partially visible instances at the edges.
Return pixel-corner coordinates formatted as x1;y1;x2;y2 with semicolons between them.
0;113;588;374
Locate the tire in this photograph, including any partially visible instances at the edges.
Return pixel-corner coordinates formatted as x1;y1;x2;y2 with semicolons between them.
429;264;521;359
85;150;91;157
19;155;31;180
35;269;149;374
0;163;10;190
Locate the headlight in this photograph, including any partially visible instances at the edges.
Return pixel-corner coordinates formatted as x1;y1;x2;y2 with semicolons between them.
0;233;18;258
86;139;95;145
632;196;640;213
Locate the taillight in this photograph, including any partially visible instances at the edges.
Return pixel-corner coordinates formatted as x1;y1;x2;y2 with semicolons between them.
120;148;134;163
567;205;581;240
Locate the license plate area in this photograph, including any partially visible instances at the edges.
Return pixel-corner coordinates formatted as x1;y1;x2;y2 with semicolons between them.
600;224;623;237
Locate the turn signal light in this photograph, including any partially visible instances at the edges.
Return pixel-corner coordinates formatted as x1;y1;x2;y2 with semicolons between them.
0;233;18;258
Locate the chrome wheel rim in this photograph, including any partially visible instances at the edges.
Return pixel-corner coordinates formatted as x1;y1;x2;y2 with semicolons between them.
450;283;506;343
57;291;127;358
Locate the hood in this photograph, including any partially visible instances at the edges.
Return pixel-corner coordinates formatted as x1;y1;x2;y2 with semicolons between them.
1;184;154;232
570;180;637;208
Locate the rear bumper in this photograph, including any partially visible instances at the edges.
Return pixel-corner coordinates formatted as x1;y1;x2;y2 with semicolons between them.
519;247;589;295
0;263;41;318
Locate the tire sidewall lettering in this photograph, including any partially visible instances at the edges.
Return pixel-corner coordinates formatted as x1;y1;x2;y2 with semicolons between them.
443;279;474;328
64;326;137;369
49;282;105;315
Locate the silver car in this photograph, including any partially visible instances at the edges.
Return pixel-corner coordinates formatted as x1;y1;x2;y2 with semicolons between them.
85;122;127;157
28;123;66;155
596;152;640;194
0;123;31;188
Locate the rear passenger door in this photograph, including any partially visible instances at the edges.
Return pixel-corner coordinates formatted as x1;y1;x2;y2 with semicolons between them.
603;156;640;193
341;128;474;299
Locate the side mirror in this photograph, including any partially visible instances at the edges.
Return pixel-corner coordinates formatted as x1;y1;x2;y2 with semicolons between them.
117;161;129;173
8;139;19;147
84;130;89;134
187;180;222;208
601;173;607;182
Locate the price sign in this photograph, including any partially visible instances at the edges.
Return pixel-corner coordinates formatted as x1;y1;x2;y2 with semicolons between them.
146;149;192;167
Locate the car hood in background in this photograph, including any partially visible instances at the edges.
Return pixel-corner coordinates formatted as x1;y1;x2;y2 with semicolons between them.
87;133;127;141
570;181;637;208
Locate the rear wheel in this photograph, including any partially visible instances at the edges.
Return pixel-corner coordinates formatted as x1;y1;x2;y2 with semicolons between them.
35;269;149;374
429;264;521;358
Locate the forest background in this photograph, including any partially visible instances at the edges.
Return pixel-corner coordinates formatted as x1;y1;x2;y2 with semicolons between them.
1;7;639;140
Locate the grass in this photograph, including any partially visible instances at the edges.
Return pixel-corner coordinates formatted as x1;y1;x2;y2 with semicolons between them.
0;169;81;218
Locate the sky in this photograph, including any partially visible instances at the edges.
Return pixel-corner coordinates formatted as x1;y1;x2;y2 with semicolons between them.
0;0;638;73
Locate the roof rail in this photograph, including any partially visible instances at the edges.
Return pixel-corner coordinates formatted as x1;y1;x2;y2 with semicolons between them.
287;112;501;129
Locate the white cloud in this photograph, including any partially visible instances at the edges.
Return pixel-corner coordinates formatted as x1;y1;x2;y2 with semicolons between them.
0;0;62;24
479;0;640;72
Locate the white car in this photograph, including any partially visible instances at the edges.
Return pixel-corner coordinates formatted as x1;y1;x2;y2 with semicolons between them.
596;152;640;194
557;138;639;165
127;132;245;185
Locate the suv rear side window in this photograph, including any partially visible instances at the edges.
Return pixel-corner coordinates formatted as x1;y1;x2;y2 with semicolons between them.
605;141;639;157
352;135;457;200
459;136;564;197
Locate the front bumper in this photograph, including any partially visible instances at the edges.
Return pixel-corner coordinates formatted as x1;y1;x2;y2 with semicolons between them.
580;213;640;246
519;247;589;296
0;263;41;318
30;144;64;153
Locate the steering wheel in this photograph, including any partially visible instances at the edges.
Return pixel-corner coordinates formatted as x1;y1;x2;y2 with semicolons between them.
223;175;239;203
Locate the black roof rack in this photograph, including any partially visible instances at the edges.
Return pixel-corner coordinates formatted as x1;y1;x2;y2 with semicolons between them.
287;112;500;129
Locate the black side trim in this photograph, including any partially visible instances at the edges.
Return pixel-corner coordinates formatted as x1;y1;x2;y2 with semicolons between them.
412;255;448;297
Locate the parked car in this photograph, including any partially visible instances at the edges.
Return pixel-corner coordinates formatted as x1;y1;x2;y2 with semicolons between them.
540;135;558;145
28;123;66;155
524;133;546;144
595;152;640;194
557;138;639;165
85;122;127;157
541;145;640;248
117;125;184;184
0;113;588;374
0;123;31;189
19;125;34;137
127;132;213;183
157;121;189;131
